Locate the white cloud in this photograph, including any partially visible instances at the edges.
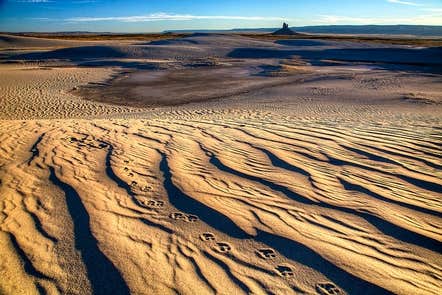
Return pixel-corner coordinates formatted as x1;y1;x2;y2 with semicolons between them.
9;0;53;2
318;15;378;24
65;13;287;22
72;0;98;3
421;8;442;13
318;14;442;25
386;0;421;6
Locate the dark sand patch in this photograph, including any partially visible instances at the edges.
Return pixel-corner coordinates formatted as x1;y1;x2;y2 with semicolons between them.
71;64;302;107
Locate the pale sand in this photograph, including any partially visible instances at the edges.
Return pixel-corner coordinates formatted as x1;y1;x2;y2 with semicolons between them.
0;34;441;295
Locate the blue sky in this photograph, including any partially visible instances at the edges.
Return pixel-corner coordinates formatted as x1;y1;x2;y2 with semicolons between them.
1;0;441;32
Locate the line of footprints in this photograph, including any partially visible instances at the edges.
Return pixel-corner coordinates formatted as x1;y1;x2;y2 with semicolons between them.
123;161;343;295
199;231;292;277
199;232;343;294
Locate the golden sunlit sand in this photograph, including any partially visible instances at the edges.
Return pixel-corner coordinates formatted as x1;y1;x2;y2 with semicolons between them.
0;33;441;294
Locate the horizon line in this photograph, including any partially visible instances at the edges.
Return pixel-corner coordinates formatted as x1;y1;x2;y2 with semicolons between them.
2;23;442;34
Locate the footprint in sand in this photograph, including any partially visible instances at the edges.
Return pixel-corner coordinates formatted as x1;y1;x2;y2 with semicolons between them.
187;214;198;223
200;232;215;241
275;265;294;278
130;180;137;187
140;186;151;192
147;199;164;208
170;212;187;221
170;212;199;222
256;248;277;259
316;283;344;295
215;242;232;253
124;167;129;172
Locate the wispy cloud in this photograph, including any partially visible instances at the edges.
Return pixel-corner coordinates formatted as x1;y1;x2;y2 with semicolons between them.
318;13;442;25
9;0;53;2
318;15;378;24
386;0;421;6
65;13;287;22
8;0;97;2
72;0;98;3
422;7;442;13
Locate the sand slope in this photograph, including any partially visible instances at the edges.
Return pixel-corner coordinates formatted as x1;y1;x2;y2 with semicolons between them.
0;34;83;50
1;108;441;294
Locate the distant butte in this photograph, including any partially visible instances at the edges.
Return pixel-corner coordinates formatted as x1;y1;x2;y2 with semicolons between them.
272;23;298;35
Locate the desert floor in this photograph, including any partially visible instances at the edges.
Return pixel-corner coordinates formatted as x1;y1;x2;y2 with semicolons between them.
0;33;441;295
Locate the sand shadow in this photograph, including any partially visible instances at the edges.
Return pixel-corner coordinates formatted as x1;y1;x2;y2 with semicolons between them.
49;167;130;295
275;39;329;47
145;39;199;45
340;178;442;218
16;46;126;60
8;233;51;281
255;230;392;294
27;132;45;165
327;155;442;194
159;152;249;239
228;47;442;73
78;60;160;69
204;145;442;251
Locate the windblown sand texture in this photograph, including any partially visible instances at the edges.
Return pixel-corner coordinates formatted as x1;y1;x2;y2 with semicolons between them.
0;33;441;295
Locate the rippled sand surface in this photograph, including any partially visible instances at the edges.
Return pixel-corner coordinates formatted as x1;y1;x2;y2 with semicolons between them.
0;34;441;295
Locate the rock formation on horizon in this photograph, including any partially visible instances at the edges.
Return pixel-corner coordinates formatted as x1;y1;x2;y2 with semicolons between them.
272;23;297;35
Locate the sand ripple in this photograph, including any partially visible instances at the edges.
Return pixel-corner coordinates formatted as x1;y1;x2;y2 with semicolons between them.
0;109;440;294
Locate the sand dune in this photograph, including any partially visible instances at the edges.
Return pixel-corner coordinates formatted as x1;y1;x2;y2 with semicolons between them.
0;34;83;50
0;34;441;294
1;110;441;294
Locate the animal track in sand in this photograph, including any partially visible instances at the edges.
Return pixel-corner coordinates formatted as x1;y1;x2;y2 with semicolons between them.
275;265;294;278
256;248;277;259
187;214;198;223
170;212;187;221
140;186;151;192
200;232;216;241
214;242;232;253
146;199;164;208
316;282;344;295
170;212;199;223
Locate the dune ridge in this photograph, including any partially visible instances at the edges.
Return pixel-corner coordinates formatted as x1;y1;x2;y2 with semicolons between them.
0;107;441;294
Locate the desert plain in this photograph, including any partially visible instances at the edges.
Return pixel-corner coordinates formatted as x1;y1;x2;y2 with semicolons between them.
0;32;441;295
